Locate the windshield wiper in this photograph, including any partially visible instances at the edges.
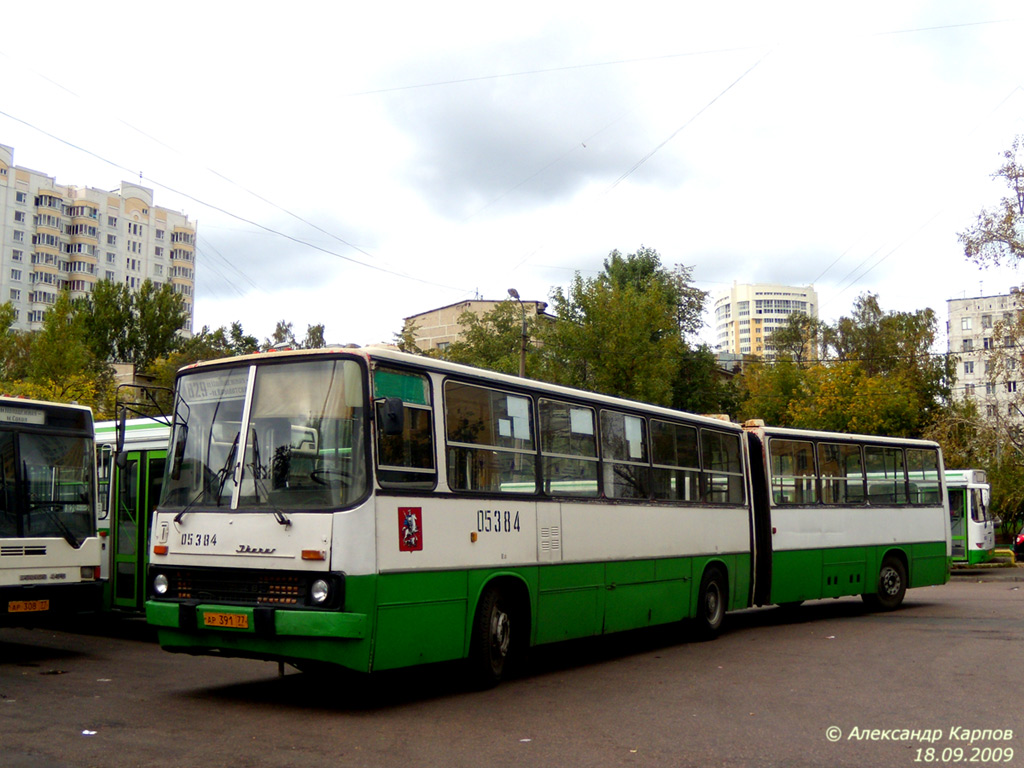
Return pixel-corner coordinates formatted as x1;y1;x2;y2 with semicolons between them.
30;501;82;549
174;431;240;523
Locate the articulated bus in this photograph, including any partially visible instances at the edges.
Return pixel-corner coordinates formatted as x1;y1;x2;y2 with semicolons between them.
944;469;994;565
95;418;170;612
0;397;102;624
144;348;950;685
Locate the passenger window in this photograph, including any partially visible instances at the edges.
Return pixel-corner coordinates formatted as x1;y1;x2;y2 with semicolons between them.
818;443;864;504
770;439;817;505
865;446;908;505
445;381;536;493
650;420;700;502
701;429;745;504
906;448;940;504
600;411;649;499
539;399;598;496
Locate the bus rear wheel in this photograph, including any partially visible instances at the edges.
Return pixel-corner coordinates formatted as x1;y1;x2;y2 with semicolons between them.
694;566;727;639
863;556;907;611
468;585;514;688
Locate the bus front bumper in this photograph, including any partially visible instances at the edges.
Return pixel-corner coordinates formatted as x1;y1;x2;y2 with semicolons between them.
146;600;368;639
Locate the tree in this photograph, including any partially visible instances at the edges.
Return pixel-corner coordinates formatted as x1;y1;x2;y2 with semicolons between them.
537;262;686;406
264;320;296;350
443;301;538;376
77;279;188;369
959;136;1024;267
130;280;189;370
22;292;110;413
769;313;822;365
302;323;326;349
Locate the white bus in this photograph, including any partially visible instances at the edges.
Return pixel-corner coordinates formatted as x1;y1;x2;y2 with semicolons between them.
143;348;950;685
0;397;102;623
943;469;994;565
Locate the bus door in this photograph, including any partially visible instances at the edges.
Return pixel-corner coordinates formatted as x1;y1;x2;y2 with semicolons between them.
745;431;773;606
111;450;165;611
948;487;967;561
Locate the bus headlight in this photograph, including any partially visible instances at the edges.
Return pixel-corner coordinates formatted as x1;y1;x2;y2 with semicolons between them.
153;573;169;596
310;579;330;605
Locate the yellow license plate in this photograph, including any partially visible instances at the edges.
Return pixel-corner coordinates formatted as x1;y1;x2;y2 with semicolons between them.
9;599;49;613
203;611;249;629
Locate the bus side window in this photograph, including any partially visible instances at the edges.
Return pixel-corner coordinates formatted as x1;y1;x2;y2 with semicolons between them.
769;439;817;505
906;448;941;504
701;429;745;505
650;419;700;502
600;411;649;500
444;381;536;494
539;399;598;497
819;442;864;504
865;446;908;505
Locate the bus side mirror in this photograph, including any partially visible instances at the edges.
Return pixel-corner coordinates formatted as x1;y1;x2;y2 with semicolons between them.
114;407;128;469
381;398;405;436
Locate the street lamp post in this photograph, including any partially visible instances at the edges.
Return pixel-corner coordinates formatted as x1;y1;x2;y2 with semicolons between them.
508;288;527;378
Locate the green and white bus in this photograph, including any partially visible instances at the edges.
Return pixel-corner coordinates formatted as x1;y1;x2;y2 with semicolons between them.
0;397;102;624
944;469;994;565
95;418;170;612
144;348;950;684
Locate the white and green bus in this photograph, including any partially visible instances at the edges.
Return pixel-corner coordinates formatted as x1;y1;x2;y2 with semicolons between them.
0;397;102;624
944;469;994;565
144;348;950;684
95;417;170;612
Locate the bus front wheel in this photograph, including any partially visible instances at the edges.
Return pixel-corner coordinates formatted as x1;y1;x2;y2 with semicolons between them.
863;556;907;611
468;585;513;688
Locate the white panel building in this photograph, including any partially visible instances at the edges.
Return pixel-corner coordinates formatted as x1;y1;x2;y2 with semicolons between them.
0;144;196;332
947;288;1022;420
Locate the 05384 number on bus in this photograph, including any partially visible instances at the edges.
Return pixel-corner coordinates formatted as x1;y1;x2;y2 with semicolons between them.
477;510;520;534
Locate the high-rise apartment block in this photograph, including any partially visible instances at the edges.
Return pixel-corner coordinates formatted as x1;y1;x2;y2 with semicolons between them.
947;288;1023;420
0;143;196;332
713;282;818;360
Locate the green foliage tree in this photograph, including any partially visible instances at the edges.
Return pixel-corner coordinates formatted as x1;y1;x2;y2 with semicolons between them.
769;313;823;365
537;262;686;406
130;280;189;370
21;292;111;414
959;135;1024;266
77;279;187;369
302;323;326;349
443;301;537;376
264;320;296;350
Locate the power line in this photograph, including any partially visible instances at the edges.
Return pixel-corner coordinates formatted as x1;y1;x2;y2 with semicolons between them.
0;108;468;294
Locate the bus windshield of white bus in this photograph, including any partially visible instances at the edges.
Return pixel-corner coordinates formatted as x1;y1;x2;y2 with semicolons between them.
161;359;367;511
0;430;95;545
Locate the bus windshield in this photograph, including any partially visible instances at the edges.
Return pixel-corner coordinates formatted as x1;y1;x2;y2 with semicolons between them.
161;358;367;511
0;430;95;544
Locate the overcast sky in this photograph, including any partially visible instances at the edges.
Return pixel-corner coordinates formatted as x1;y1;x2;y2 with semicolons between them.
2;1;1023;349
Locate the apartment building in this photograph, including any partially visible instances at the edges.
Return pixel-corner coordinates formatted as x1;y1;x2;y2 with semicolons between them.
404;298;548;352
713;282;818;360
947;288;1023;420
0;143;196;332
